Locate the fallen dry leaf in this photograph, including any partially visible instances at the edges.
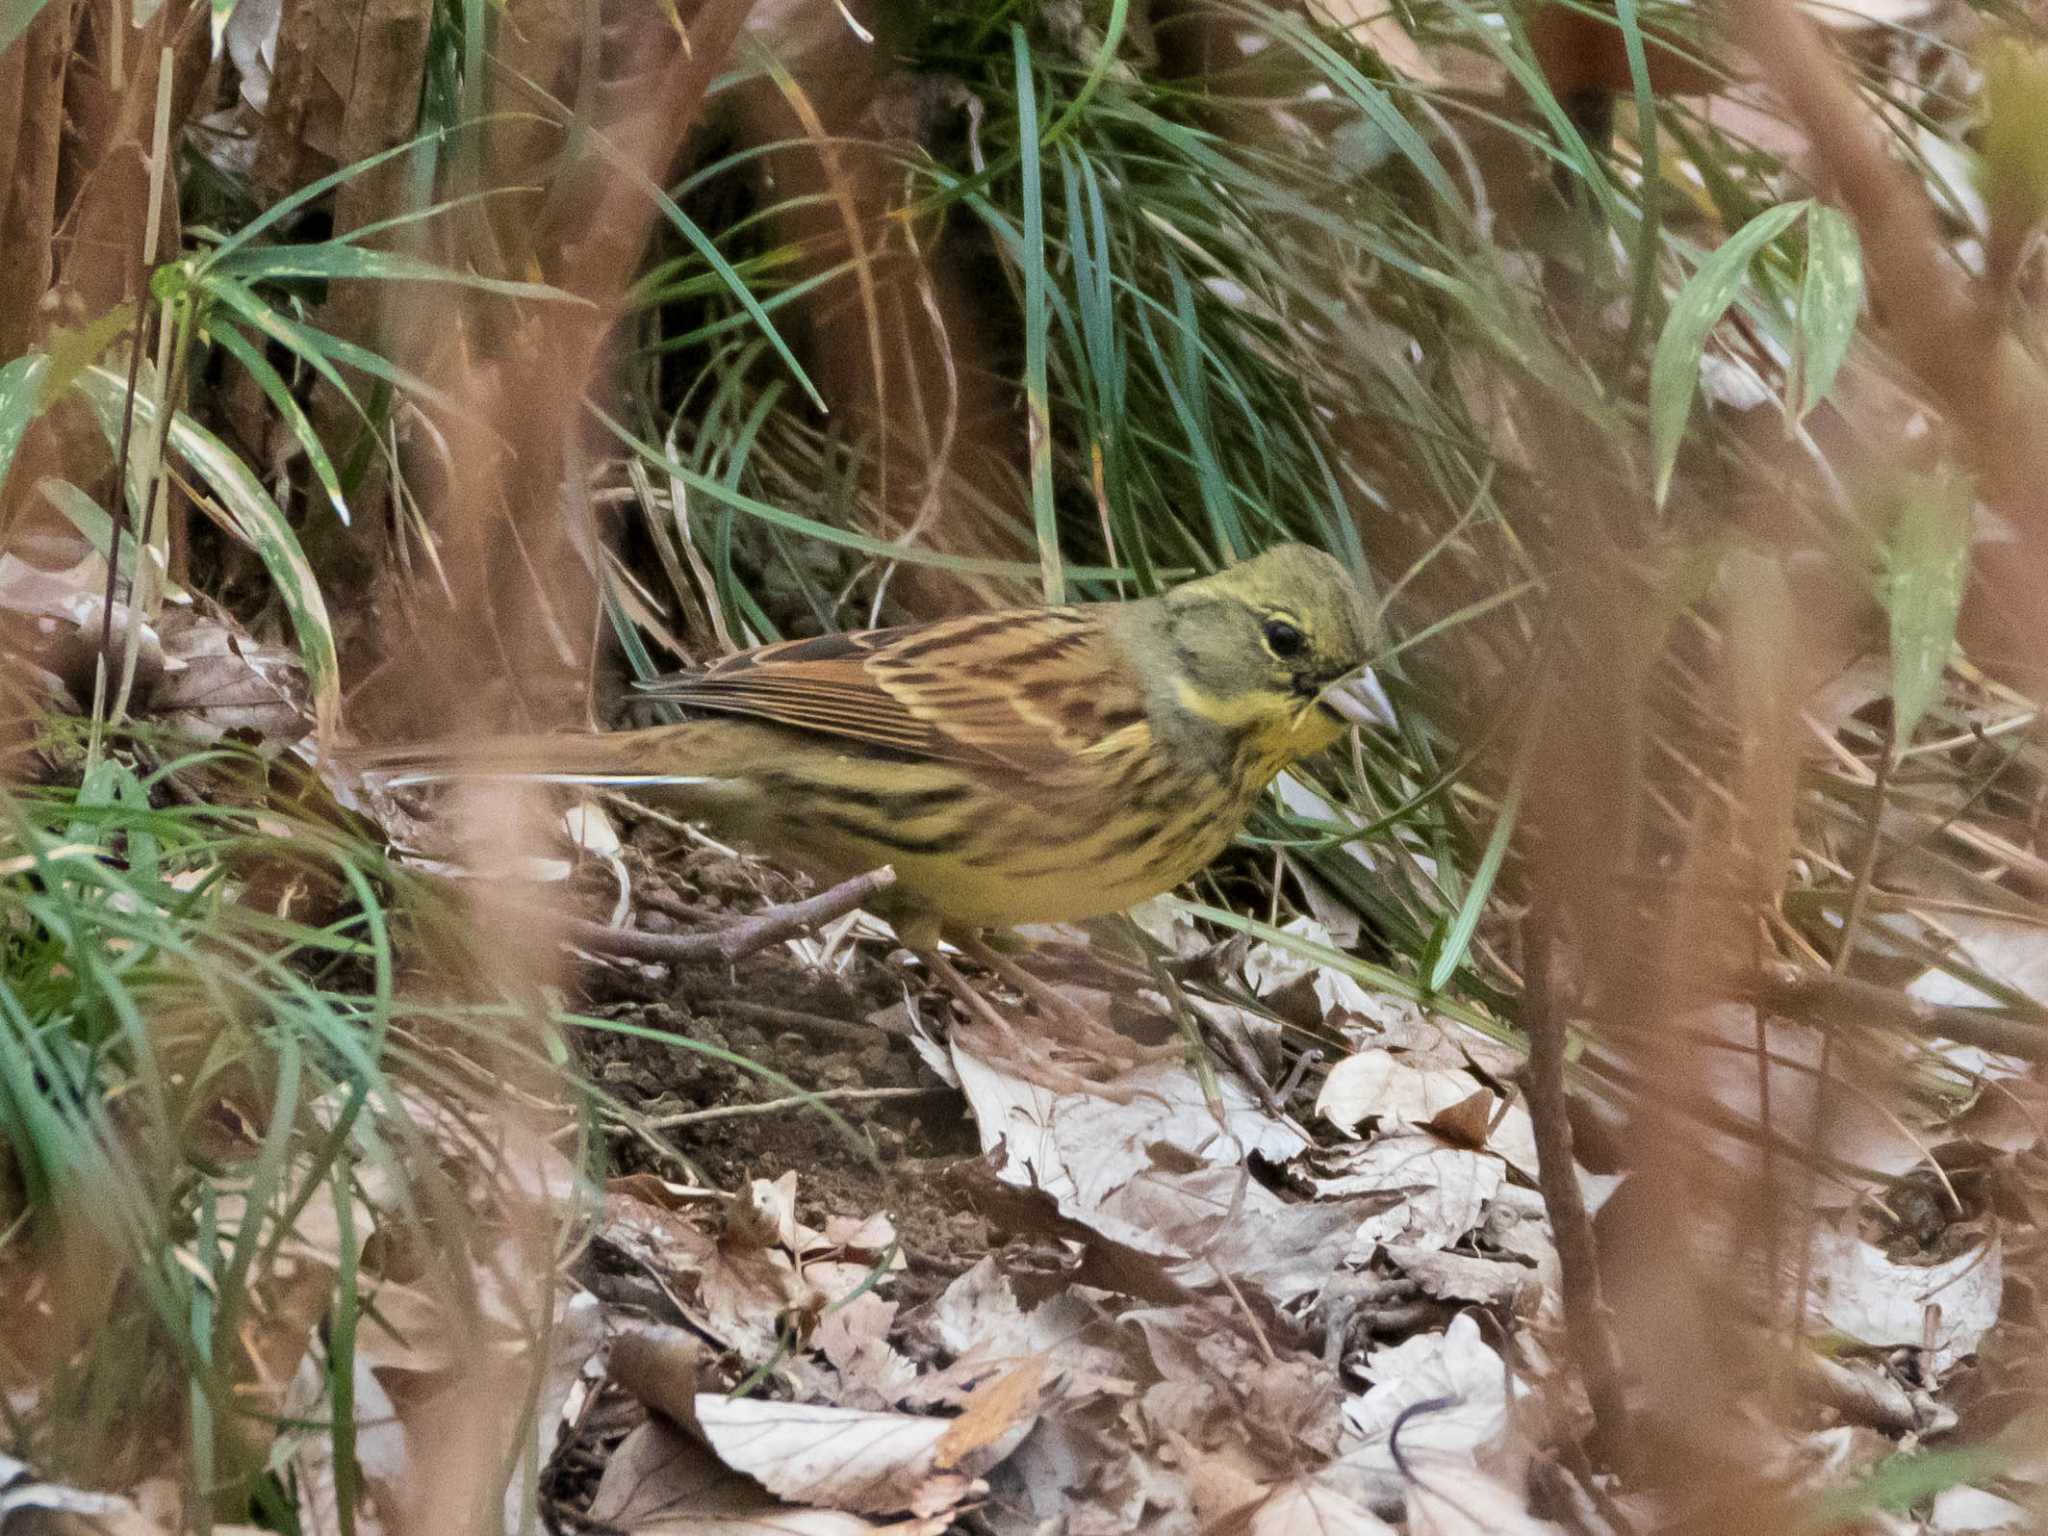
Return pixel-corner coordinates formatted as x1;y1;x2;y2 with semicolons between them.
1316;1049;1479;1137
611;1322;705;1434
811;1293;921;1410
1242;916;1391;1020
1405;1460;1560;1536
695;1391;1032;1519
1954;1075;2048;1153
1341;1315;1517;1495
588;1419;951;1534
949;1050;1306;1252
1305;1136;1506;1254
910;1257;1128;1406
1929;1484;2032;1533
1808;1218;2002;1373
934;1357;1047;1467
1381;1244;1540;1310
1214;1471;1401;1535
599;1177;897;1363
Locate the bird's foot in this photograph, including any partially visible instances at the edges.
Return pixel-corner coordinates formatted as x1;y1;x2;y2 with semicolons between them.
915;945;1172;1103
966;934;1179;1075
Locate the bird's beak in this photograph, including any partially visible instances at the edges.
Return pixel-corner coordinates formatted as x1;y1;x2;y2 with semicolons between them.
1319;669;1397;731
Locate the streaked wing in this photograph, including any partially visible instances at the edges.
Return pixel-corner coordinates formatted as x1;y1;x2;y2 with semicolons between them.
636;608;1144;773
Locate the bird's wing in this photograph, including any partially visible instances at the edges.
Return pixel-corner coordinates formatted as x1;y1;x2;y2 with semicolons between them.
637;608;1143;772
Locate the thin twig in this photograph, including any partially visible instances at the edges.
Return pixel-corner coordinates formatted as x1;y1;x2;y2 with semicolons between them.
1791;735;1893;1339
1516;904;1632;1453
1747;962;2046;1061
639;1084;948;1130
558;866;894;965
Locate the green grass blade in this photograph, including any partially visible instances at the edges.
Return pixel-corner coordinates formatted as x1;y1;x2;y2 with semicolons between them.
1428;775;1521;994
204;129;451;265
209;243;587;302
1014;25;1064;602
76;365;340;736
201;275;456;414
1792;204;1864;422
1612;0;1663;360
1042;0;1128;147
37;479;146;585
0;353;51;504
1882;468;1972;752
206;317;350;523
1649;200;1808;505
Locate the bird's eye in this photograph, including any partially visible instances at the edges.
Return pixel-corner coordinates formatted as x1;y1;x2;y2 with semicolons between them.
1262;619;1306;659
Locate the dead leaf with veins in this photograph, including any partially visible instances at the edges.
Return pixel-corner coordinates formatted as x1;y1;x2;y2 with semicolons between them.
909;1257;1129;1406
949;1049;1306;1247
1405;1459;1561;1536
600;1177;898;1361
1304;1135;1506;1254
1807;1218;2002;1373
694;1387;1034;1518
1341;1315;1518;1494
933;1357;1048;1467
1317;1049;1482;1137
589;1418;953;1534
1223;1474;1402;1535
810;1293;922;1410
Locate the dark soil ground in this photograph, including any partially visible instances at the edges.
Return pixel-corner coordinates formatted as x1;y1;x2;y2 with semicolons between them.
565;831;1000;1306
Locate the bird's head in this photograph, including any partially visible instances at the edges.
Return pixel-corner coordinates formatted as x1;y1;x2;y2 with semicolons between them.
1152;542;1381;760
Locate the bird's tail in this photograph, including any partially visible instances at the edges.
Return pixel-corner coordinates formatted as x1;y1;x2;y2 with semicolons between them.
344;724;723;791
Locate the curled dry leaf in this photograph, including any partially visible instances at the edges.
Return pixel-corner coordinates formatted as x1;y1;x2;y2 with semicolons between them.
1405;1460;1560;1536
589;1419;952;1535
1954;1075;2048;1153
1305;1135;1506;1254
949;1050;1306;1251
694;1380;1037;1519
1929;1485;2032;1533
1341;1315;1517;1492
601;1176;898;1362
612;1323;706;1434
726;1172;801;1250
1213;1472;1401;1535
1808;1219;2002;1373
1317;1049;1478;1137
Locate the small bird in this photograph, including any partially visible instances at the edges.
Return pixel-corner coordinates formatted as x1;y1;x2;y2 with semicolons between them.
365;543;1384;1064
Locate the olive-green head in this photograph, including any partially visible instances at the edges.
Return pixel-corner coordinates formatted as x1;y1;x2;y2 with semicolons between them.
1149;542;1374;726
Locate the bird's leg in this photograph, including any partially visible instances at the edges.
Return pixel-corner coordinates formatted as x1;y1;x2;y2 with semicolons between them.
914;946;1125;1099
958;932;1179;1071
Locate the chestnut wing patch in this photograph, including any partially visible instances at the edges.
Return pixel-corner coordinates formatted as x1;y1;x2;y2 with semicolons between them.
636;608;1142;773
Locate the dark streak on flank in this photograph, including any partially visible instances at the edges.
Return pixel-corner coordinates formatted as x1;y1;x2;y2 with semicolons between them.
819;812;964;858
821;781;977;817
1103;819;1166;860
